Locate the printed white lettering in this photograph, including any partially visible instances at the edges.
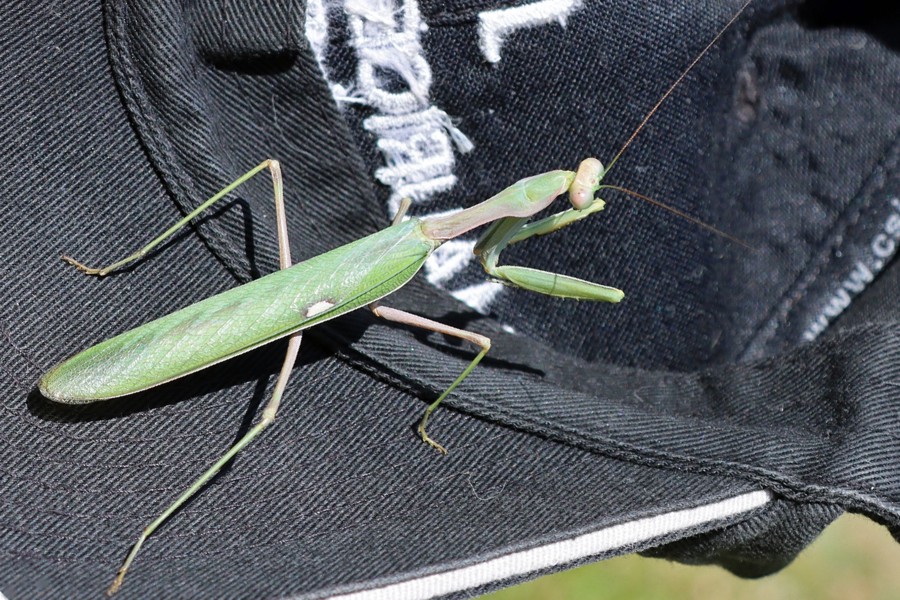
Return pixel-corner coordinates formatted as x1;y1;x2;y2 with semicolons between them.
802;196;900;341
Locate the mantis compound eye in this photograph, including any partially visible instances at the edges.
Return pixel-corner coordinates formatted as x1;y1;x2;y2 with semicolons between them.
569;157;605;210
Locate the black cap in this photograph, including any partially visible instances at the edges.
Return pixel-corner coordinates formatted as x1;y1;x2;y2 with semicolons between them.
4;0;900;598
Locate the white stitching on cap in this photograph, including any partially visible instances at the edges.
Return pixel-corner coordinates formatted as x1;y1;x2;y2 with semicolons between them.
478;0;583;64
305;0;500;312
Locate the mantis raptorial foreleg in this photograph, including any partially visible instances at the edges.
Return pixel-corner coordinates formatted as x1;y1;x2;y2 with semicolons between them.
472;182;624;301
369;303;491;454
76;161;304;595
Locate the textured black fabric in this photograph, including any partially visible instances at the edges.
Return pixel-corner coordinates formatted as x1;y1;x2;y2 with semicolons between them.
191;0;303;65
2;0;899;599
644;499;844;577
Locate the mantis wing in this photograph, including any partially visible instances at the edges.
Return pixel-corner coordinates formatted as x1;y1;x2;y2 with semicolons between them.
40;220;437;403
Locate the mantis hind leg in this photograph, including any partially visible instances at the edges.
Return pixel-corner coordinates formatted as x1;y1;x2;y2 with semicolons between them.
369;303;491;455
105;162;302;595
64;160;283;276
106;332;302;595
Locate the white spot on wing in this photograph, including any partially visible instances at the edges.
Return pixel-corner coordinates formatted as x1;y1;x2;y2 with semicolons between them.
305;300;336;318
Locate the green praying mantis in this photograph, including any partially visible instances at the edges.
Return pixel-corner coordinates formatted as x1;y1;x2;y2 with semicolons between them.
37;1;752;594
42;157;621;595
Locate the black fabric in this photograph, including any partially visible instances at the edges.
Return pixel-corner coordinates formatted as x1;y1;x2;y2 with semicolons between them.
2;0;899;599
644;499;844;578
191;0;303;65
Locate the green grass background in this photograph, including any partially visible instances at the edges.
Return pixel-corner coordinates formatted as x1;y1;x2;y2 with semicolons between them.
484;513;900;599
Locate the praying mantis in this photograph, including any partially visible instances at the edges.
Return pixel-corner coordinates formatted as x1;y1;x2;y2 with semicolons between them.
37;1;753;595
41;157;622;594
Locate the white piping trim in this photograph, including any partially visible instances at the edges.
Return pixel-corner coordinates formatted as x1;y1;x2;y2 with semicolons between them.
325;489;773;600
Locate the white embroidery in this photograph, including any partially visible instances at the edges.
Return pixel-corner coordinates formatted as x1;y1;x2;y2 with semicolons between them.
305;0;500;313
425;239;477;288
305;0;330;77
478;0;583;64
365;107;473;216
305;0;472;214
451;281;505;314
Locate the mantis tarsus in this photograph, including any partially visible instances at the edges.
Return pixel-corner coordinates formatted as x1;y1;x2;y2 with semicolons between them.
37;1;753;594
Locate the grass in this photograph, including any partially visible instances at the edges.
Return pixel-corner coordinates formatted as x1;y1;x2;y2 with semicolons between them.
484;513;900;600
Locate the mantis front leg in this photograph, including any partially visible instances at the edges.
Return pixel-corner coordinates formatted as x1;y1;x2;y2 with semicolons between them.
420;158;626;303
474;160;625;303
